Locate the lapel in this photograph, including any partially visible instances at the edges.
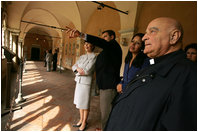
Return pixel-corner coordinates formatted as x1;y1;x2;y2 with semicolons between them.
81;53;95;66
88;53;96;60
80;54;88;64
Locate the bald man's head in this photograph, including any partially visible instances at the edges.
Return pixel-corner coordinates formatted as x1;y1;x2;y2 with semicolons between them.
142;17;183;58
151;17;183;42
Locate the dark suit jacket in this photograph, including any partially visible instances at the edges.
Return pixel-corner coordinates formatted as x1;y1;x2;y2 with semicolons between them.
105;50;197;131
86;34;122;90
53;52;57;62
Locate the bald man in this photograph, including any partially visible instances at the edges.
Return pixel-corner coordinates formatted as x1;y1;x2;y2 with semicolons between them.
105;17;197;131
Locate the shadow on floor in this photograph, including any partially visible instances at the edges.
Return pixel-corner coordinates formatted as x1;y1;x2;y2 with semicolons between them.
8;61;100;131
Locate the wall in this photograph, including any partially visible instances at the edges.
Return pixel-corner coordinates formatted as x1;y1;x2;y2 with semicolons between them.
135;1;197;48
61;22;77;69
86;2;121;36
55;1;123;72
86;1;121;53
85;1;123;74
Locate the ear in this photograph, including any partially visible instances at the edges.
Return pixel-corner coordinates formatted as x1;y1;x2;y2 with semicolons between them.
110;35;114;40
170;30;181;45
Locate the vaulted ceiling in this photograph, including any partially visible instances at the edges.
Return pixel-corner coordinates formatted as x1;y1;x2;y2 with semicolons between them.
6;1;138;42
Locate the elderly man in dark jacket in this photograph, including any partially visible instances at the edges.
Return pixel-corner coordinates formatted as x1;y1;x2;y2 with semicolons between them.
105;17;197;131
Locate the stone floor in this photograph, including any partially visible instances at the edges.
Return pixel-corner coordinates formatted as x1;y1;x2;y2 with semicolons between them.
7;61;101;131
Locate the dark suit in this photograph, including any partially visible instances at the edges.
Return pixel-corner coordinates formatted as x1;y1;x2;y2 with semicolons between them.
105;50;197;131
53;52;57;71
86;34;122;89
86;34;122;129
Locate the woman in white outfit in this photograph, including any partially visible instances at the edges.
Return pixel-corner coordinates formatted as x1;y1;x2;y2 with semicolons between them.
72;41;96;131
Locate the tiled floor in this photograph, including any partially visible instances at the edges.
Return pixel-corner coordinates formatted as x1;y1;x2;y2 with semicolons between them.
9;61;101;131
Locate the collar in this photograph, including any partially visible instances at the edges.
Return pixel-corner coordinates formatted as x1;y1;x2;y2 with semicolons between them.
151;50;186;77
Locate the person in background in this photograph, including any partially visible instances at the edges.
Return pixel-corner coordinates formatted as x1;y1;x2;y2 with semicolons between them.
184;43;197;62
105;17;197;131
67;28;122;131
44;50;48;67
52;49;58;71
46;49;53;72
72;41;96;131
117;33;149;94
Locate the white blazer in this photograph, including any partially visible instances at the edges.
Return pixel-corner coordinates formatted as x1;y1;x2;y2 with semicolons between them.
72;53;97;85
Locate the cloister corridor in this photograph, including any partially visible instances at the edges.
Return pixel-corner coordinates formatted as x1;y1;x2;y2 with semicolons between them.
6;61;100;131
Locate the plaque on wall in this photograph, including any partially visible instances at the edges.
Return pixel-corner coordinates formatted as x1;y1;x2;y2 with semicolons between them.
121;38;128;46
65;44;67;55
68;43;71;55
72;43;75;55
76;44;79;49
76;51;79;57
66;58;73;67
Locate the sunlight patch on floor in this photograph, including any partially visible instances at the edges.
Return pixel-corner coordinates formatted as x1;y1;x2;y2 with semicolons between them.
22;79;44;86
24;89;48;99
61;123;72;131
23;76;42;81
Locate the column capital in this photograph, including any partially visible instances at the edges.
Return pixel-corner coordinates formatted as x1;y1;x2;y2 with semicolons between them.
118;28;134;35
7;28;20;36
19;38;23;43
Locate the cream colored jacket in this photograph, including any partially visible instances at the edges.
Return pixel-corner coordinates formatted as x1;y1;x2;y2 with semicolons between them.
72;53;97;85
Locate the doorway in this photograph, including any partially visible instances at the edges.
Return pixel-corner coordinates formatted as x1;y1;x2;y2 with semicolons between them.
31;47;40;60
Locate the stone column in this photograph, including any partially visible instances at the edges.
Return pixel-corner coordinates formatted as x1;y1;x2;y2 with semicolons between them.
18;39;23;59
7;28;20;65
59;43;64;73
1;28;10;49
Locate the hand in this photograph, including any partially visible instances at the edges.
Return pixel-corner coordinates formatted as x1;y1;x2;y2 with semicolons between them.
77;67;85;75
66;26;82;38
117;84;123;94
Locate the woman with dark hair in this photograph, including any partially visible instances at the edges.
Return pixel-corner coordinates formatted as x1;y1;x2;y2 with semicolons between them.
117;33;150;93
184;43;197;62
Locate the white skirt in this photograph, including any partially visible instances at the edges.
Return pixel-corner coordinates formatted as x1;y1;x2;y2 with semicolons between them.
74;82;91;109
